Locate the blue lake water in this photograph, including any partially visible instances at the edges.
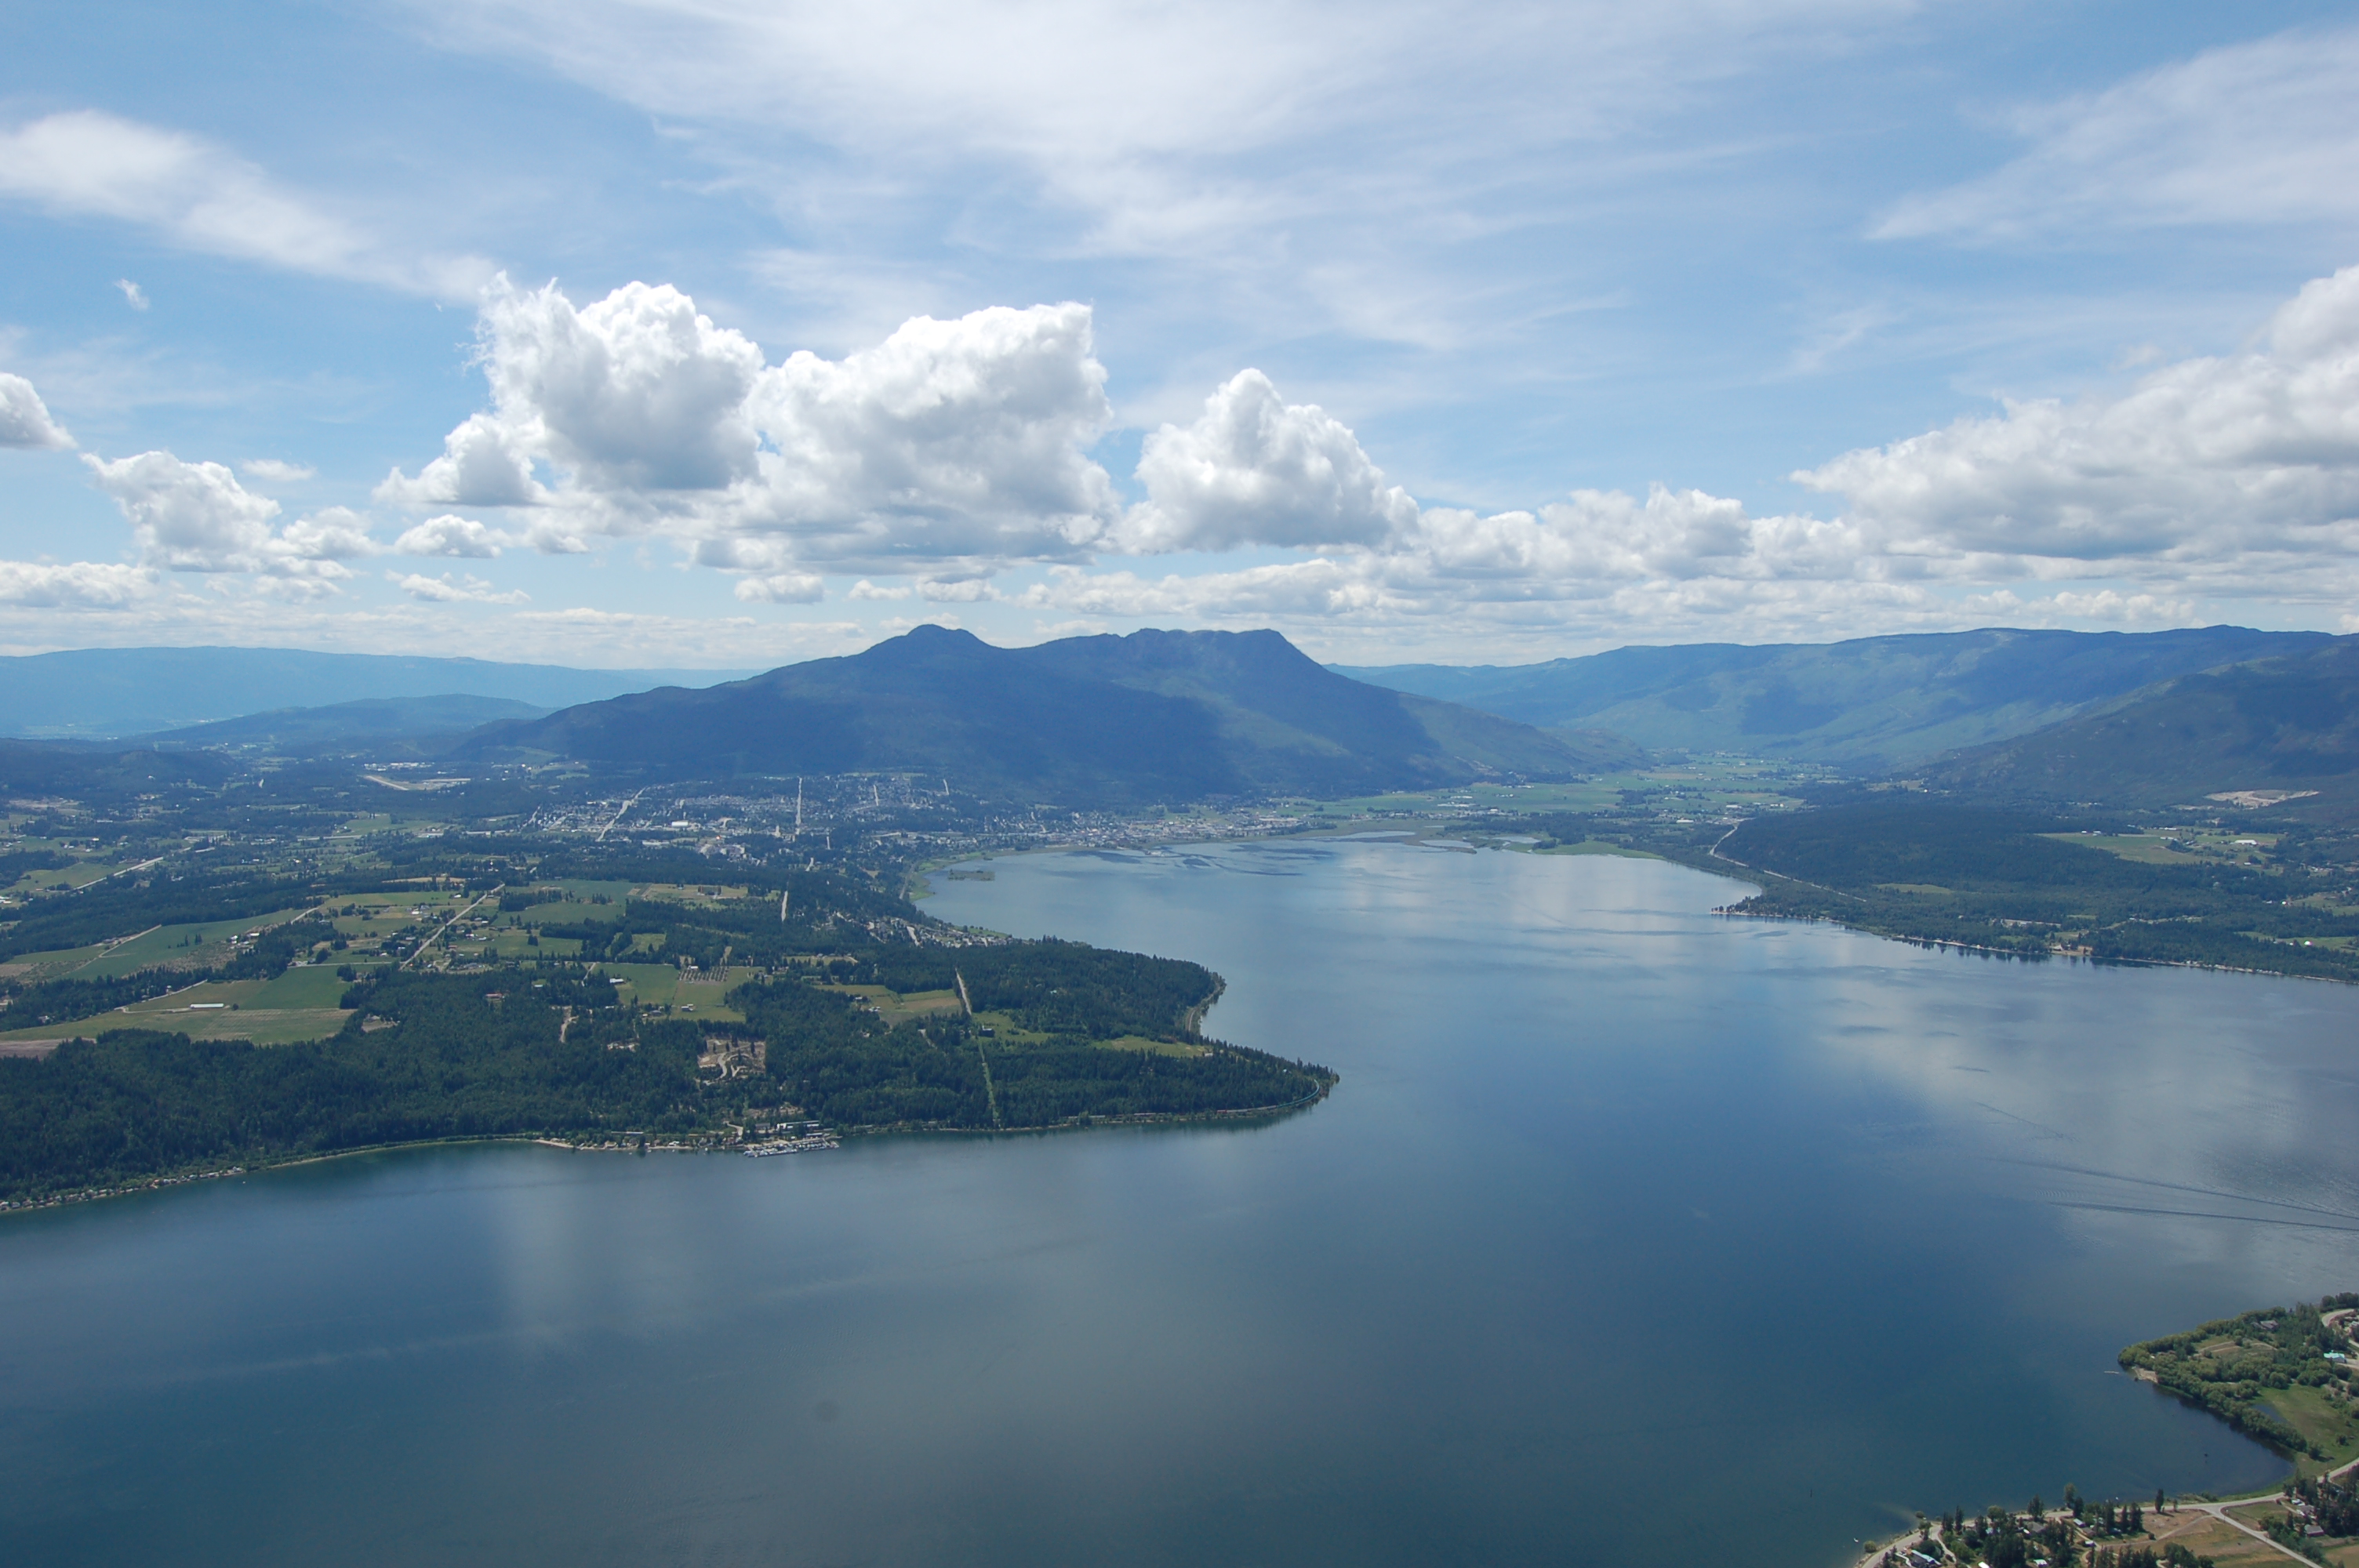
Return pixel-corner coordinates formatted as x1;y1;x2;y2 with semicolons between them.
4;840;2357;1566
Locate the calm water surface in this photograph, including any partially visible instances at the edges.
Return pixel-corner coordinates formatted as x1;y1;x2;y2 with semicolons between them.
5;841;2357;1566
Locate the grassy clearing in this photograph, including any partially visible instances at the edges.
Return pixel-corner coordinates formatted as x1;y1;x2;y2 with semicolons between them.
251;965;354;1010
87;907;318;976
0;940;109;980
122;978;268;1012
631;882;752;906
548;879;631;905
674;967;754;1011
2263;1381;2359;1475
329;812;397;836
1094;1033;1211;1058
592;963;747;1021
1;970;353;1048
2157;1515;2288;1566
2046;833;2209;866
20;862;120;891
328;891;469;942
180;1009;354;1045
3;906;318;981
819;982;964;1025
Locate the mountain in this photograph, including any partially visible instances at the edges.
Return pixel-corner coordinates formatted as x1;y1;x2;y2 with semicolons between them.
0;647;754;739
465;626;1624;804
0;739;234;801
129;695;553;757
1337;626;2332;768
1921;637;2359;816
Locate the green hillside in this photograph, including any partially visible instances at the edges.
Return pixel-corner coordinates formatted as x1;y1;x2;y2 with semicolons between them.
1925;637;2359;817
1339;626;2328;768
131;695;551;757
466;626;1622;805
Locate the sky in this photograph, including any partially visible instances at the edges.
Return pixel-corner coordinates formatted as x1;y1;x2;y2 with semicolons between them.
2;0;2357;670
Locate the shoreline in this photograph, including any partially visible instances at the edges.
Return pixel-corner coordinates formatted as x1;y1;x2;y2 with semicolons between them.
0;1075;1337;1217
938;833;2355;991
1853;1454;2359;1568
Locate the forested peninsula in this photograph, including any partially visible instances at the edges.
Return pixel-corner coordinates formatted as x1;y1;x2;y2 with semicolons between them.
0;846;1332;1206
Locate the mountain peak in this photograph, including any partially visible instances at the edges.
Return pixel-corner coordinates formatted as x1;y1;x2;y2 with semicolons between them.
471;624;1614;803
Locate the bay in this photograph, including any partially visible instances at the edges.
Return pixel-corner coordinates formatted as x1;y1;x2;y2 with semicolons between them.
2;839;2355;1566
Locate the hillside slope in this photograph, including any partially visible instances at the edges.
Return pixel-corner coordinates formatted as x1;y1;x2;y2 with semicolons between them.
0;647;751;739
133;695;551;756
466;626;1616;804
1338;626;2329;767
1922;637;2359;816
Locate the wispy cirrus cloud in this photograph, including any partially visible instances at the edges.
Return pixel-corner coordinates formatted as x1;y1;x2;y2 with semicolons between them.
1877;26;2359;241
0;111;496;299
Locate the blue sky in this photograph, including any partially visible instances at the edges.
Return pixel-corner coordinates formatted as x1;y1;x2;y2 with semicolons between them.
3;0;2356;667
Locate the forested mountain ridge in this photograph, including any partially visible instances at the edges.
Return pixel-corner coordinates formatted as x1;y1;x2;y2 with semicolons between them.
1338;626;2329;768
463;625;1622;804
1921;637;2359;817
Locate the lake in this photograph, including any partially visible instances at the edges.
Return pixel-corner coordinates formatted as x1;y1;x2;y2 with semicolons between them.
3;839;2355;1566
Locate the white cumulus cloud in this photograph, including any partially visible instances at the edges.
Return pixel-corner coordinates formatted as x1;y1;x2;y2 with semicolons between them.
394;514;509;557
384;281;1121;574
392;571;530;604
239;458;314;482
83;451;373;582
482;278;767;494
0;372;75;449
376;411;547;508
1794;263;2359;567
278;506;380;562
1121;369;1419;551
738;300;1118;560
0;558;151;608
733;572;826;604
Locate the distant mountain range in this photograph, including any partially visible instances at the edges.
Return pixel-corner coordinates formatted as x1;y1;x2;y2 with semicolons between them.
0;647;752;739
1338;626;2332;768
15;626;2352;818
464;625;1627;804
1922;637;2359;815
133;695;552;756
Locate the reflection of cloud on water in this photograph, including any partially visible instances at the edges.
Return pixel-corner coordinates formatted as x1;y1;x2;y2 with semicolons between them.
1804;959;2359;1287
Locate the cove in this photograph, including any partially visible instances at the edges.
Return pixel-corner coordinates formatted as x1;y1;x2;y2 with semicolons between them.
2;840;2354;1566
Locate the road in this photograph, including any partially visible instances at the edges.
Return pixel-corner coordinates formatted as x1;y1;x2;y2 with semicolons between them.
1853;1452;2359;1568
402;884;504;971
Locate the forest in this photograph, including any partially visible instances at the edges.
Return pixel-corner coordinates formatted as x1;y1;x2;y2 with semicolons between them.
731;967;1324;1132
0;972;701;1200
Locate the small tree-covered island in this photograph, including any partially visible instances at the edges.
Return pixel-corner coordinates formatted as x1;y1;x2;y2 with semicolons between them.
1861;1299;2359;1568
0;853;1334;1205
